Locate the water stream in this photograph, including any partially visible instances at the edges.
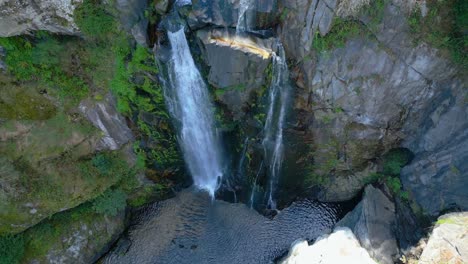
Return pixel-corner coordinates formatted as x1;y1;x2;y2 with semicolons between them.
236;0;253;34
164;28;224;196
262;44;291;209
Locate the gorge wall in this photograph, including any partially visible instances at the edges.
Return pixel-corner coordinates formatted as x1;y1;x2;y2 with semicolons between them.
0;0;466;263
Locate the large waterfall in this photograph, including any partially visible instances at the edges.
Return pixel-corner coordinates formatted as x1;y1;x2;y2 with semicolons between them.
164;28;224;196
262;44;291;209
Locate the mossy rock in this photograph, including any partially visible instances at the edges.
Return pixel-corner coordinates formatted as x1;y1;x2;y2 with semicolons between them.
0;76;56;120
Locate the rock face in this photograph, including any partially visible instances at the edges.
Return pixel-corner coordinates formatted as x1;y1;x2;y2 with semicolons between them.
79;93;134;151
116;0;149;46
187;0;278;30
400;84;467;216
277;0;463;204
196;28;274;117
279;0;337;60
337;185;399;264
281;227;376;264
0;0;82;37
418;213;468;264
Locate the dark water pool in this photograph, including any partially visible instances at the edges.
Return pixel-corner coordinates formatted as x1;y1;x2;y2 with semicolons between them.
104;188;344;264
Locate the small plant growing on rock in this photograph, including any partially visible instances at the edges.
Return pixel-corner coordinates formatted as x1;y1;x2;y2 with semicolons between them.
92;189;127;216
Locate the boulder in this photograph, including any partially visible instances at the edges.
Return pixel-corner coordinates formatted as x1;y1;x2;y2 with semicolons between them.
79;93;134;151
281;227;377;264
196;28;274;117
0;0;82;37
418;213;468;264
337;185;399;264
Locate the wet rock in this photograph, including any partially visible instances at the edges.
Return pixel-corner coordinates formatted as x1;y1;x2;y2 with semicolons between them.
187;0;278;30
281;227;377;264
79;93;134;151
0;0;82;37
418;212;468;264
196;28;274;117
337;185;399;264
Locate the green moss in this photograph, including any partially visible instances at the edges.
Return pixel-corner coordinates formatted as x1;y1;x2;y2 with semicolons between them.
128;184;169;208
0;76;57;120
313;18;364;53
382;148;412;176
74;0;116;40
0;234;24;264
362;0;386;31
409;0;467;68
91;189;127;216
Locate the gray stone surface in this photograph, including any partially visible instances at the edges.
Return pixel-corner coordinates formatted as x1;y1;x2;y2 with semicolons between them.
0;0;82;37
278;0;337;60
116;0;149;46
79;93;134;151
196;28;274;117
337;185;399;264
418;213;468;264
401;87;468;216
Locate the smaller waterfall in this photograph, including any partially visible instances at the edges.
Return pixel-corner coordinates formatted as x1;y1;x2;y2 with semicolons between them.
262;43;291;209
249;161;263;209
164;28;224;196
236;0;253;34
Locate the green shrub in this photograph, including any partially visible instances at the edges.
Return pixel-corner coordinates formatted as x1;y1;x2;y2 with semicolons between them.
0;234;25;264
74;0;116;39
409;0;468;68
313;18;363;53
92;189;127;216
382;148;412;176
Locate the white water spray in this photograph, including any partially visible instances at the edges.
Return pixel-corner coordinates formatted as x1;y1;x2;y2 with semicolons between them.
164;28;224;196
262;44;291;209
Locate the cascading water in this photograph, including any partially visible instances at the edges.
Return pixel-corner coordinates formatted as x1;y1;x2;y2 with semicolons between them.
164;28;224;196
262;43;291;209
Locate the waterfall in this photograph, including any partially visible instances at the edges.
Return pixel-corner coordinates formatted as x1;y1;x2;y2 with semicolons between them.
236;0;253;34
164;28;224;196
262;44;291;209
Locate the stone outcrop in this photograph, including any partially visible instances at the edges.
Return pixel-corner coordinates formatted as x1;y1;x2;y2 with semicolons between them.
337;185;399;264
0;0;82;37
418;213;468;264
281;227;376;264
79;93;134;151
